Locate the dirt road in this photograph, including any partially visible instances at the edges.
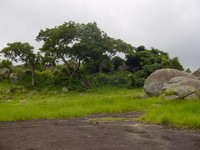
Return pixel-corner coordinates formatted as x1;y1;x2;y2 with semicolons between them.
0;112;200;150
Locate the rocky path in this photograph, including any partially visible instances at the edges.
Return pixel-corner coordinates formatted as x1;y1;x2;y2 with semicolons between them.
0;112;200;150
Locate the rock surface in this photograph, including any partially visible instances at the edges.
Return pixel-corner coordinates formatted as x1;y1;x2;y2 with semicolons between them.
144;69;196;96
162;76;200;100
0;67;10;78
9;73;20;84
193;68;200;77
62;87;69;92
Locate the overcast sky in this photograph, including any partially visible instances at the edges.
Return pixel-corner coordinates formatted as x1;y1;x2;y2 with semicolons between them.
0;0;200;71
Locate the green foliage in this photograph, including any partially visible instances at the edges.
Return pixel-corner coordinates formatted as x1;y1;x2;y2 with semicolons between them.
112;56;125;71
186;68;192;73
93;72;130;87
125;47;183;73
125;47;184;87
1;21;185;90
53;66;69;87
129;74;145;88
1;42;42;86
0;59;12;69
35;71;54;88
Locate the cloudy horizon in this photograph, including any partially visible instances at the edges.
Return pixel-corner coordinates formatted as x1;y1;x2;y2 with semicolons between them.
0;0;200;71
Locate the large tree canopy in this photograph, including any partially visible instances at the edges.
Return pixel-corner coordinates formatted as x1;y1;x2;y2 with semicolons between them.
36;21;131;84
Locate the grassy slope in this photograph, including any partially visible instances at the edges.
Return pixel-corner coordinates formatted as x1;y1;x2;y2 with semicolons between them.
1;86;200;128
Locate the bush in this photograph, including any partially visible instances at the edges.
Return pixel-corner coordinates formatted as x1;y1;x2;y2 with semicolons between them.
93;71;131;87
35;71;54;88
129;74;145;88
0;60;12;69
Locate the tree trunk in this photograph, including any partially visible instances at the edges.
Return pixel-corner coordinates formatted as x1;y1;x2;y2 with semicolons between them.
31;68;35;86
67;74;73;88
66;59;81;88
99;64;103;73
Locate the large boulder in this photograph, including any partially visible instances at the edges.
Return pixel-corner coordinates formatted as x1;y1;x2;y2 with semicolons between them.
162;76;200;100
144;69;197;96
193;68;200;77
0;67;11;78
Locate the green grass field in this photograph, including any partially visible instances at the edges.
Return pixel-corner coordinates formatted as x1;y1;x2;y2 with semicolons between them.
1;86;200;129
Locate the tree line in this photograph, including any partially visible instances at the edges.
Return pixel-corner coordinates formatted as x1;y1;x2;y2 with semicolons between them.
0;21;187;89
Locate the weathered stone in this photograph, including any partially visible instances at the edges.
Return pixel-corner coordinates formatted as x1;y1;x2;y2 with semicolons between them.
79;93;87;96
22;89;26;93
5;89;11;93
185;93;199;100
9;73;20;84
53;91;58;94
80;78;90;89
62;87;69;92
28;91;37;95
164;95;179;100
162;76;200;100
144;69;196;96
152;104;162;107
139;93;150;99
0;67;10;78
6;97;13;101
193;68;200;77
173;86;196;98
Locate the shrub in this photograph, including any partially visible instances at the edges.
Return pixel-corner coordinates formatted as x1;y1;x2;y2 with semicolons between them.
93;71;130;87
0;59;12;69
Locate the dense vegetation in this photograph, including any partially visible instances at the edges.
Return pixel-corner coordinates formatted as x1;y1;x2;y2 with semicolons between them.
0;21;185;90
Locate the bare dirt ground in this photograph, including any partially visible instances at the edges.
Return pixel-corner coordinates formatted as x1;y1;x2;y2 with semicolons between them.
1;112;200;150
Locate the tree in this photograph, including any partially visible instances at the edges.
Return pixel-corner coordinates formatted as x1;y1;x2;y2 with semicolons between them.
36;21;130;85
112;56;125;71
1;42;41;86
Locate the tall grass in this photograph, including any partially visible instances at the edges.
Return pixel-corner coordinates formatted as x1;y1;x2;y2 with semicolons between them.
140;100;200;128
0;87;154;121
1;86;200;129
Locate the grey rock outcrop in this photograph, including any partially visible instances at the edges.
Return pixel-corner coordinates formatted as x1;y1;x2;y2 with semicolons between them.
9;73;20;84
0;67;11;78
144;69;196;96
193;68;200;77
62;87;69;92
162;76;200;100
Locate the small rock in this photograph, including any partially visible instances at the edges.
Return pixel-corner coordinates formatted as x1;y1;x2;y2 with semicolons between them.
164;95;179;100
53;91;58;94
185;93;199;100
5;89;11;93
79;93;87;96
139;93;149;99
20;99;28;103
6;97;13;101
0;67;11;78
62;87;69;92
9;73;20;84
152;104;162;107
28;91;37;95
